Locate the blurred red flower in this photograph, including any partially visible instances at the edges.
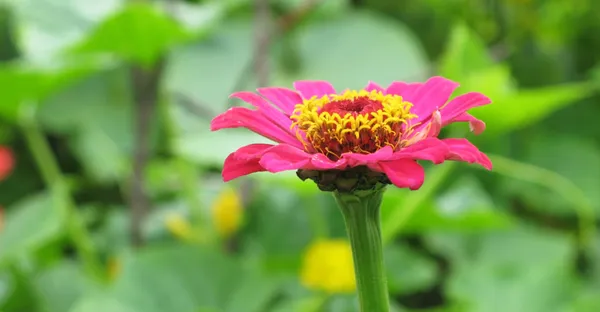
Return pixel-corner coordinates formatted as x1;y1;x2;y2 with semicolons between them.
0;146;14;181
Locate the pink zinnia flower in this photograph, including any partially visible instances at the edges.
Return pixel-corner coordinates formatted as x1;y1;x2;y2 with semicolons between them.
211;76;492;191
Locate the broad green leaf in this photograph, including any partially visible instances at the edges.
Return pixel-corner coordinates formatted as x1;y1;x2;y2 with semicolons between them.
165;19;264;165
268;295;328;312
12;0;122;61
382;176;513;235
272;11;429;89
429;226;577;312
470;81;595;136
272;0;350;16
70;296;135;312
325;295;406;312
438;23;494;81
70;244;281;312
165;19;253;112
169;2;224;34
0;59;102;120
0;267;40;312
503;133;600;218
73;3;190;66
0;192;63;265
243;184;322;273
560;286;600;312
385;244;438;295
38;69;139;183
224;270;282;312
35;262;98;312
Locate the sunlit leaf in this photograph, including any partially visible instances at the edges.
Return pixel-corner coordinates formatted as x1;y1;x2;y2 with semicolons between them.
35;262;98;312
73;3;190;66
272;11;429;89
0;192;63;266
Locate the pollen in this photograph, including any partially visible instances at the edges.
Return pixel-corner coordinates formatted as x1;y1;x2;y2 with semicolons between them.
290;90;417;159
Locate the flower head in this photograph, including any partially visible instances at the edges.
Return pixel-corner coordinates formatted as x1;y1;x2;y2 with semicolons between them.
300;239;355;293
211;77;492;191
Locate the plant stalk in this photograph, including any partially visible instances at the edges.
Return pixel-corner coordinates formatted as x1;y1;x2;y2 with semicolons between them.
20;111;102;279
334;186;389;312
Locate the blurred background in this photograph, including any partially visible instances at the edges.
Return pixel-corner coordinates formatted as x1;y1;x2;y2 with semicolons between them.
1;0;600;311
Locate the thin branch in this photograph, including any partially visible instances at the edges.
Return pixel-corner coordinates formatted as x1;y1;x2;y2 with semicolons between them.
128;57;166;247
227;0;325;108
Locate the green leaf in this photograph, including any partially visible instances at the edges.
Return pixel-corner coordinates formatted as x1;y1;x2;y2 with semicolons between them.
504;133;600;218
11;0;121;60
73;3;190;66
325;295;407;312
561;287;600;312
224;270;282;312
382;176;513;234
0;59;103;120
34;262;99;312
438;23;494;81
165;19;262;165
470;81;595;136
0;266;41;311
428;226;577;312
385;244;438;295
37;69;138;183
70;244;281;312
243;186;315;273
168;2;224;35
0;192;63;266
272;11;429;89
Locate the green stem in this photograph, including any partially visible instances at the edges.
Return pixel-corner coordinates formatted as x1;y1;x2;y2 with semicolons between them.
334;186;389;312
20;109;102;279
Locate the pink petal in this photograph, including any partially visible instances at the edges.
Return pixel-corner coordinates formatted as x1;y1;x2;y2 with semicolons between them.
448;113;486;135
442;138;492;170
259;144;312;172
385;82;422;99
392;137;449;164
411;76;460;121
222;156;265;182
364;81;384;93
257;87;303;115
378;159;425;190
439;92;491;124
231;143;275;159
309;153;348;170
222;143;275;181
293;80;336;99
210;107;303;148
230;91;293;131
342;146;394;167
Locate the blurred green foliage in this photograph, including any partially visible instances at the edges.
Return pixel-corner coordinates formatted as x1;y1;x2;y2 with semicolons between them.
1;0;600;311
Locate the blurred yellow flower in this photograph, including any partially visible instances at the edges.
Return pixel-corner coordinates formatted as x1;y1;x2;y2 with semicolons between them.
300;239;356;294
211;186;243;238
165;212;194;241
107;256;121;281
